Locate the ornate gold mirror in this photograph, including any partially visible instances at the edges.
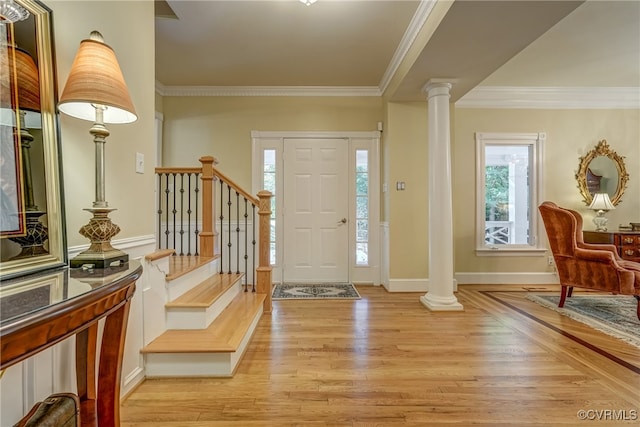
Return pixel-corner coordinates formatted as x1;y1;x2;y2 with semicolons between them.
575;140;629;206
0;0;66;279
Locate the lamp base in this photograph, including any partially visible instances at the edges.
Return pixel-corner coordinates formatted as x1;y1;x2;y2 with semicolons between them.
9;211;49;260
70;207;128;269
592;212;609;232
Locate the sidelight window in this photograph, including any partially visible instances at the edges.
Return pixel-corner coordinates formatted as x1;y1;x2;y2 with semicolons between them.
263;149;277;265
355;150;369;265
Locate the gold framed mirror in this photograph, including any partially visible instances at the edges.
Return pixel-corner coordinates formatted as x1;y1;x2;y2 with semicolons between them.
575;139;629;207
0;0;66;279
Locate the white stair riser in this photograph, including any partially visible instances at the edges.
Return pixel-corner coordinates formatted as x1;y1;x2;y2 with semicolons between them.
166;281;242;329
145;353;234;377
144;303;263;377
166;259;219;301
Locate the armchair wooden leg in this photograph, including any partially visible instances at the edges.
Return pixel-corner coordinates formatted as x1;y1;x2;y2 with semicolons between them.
567;287;574;298
559;286;569;308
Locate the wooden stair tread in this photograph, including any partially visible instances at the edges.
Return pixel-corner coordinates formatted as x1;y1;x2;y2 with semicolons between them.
165;256;217;281
166;273;243;308
142;292;266;354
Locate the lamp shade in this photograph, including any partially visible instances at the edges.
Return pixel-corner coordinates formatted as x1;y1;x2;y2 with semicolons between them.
1;43;41;127
58;31;137;124
588;193;615;211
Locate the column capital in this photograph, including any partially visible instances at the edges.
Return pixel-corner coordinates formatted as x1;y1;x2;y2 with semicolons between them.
422;79;456;97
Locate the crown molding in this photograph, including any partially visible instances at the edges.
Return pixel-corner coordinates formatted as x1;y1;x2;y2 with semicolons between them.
155;81;381;97
378;0;437;94
456;86;640;109
155;80;640;108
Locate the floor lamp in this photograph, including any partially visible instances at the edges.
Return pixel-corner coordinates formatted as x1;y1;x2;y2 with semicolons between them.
58;31;137;268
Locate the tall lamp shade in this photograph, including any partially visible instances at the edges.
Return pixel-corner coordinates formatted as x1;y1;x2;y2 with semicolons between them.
58;31;136;123
58;31;137;268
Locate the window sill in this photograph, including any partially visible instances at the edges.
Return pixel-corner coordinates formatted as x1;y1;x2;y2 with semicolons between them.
476;247;547;257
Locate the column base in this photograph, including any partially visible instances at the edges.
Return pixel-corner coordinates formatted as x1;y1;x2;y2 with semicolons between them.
420;293;463;311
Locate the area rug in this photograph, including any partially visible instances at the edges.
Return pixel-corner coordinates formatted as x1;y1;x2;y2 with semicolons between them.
272;283;361;300
526;294;640;348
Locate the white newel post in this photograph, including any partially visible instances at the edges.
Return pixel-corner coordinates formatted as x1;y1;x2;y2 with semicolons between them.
420;80;463;311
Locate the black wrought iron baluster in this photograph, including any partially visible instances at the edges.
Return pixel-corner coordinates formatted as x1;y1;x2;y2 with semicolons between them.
227;184;232;274
218;179;224;274
172;173;177;252
194;173;200;256
186;173;192;256
178;173;185;256
157;173;163;250
236;191;240;276
243;198;248;292
164;173;170;250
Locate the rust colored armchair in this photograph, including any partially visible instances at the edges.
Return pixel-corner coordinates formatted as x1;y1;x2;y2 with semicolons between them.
538;201;640;319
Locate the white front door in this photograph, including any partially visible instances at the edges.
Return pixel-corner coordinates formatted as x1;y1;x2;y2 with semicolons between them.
283;138;349;282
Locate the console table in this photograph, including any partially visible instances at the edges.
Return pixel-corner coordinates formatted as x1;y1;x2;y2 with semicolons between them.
583;230;640;262
0;261;142;427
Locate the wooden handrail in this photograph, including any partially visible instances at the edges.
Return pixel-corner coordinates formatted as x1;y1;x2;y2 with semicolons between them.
211;165;259;206
154;167;202;174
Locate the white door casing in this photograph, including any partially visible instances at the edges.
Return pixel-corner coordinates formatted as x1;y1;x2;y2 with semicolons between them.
283;138;349;282
252;131;380;285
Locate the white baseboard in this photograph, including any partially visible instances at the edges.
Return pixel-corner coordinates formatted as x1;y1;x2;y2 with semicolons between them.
387;272;557;290
455;272;558;285
121;366;145;400
385;278;429;292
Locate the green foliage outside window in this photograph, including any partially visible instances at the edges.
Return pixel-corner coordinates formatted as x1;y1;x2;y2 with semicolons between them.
485;166;509;221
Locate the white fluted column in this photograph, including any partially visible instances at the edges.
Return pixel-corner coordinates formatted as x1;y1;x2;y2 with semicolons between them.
420;80;463;311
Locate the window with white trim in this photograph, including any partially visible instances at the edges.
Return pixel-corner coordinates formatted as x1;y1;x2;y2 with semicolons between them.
475;132;545;254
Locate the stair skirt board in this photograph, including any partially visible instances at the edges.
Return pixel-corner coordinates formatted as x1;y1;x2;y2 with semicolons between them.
144;303;263;377
166;281;242;330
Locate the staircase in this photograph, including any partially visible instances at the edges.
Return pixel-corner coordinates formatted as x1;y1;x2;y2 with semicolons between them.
141;156;273;377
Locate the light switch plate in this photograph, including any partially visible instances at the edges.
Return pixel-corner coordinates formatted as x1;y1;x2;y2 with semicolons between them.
136;152;144;174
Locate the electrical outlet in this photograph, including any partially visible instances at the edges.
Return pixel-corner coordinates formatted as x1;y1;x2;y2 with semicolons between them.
547;256;554;266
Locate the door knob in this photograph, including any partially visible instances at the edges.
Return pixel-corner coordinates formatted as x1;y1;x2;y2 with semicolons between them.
340;218;347;224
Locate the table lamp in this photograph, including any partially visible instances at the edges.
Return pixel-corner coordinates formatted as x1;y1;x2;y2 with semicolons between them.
58;31;137;268
588;193;615;232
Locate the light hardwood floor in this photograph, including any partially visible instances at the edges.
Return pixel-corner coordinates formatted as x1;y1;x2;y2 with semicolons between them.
121;284;640;426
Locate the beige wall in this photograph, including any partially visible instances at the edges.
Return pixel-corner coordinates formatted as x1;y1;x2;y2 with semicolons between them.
162;96;383;189
384;102;428;278
453;108;640;273
51;1;156;247
163;95;639;280
381;104;639;278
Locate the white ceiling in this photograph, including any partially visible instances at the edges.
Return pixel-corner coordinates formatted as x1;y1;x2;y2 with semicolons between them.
155;0;640;101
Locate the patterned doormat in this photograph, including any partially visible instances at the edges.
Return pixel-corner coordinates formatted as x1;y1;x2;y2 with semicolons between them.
272;283;361;300
526;294;640;348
